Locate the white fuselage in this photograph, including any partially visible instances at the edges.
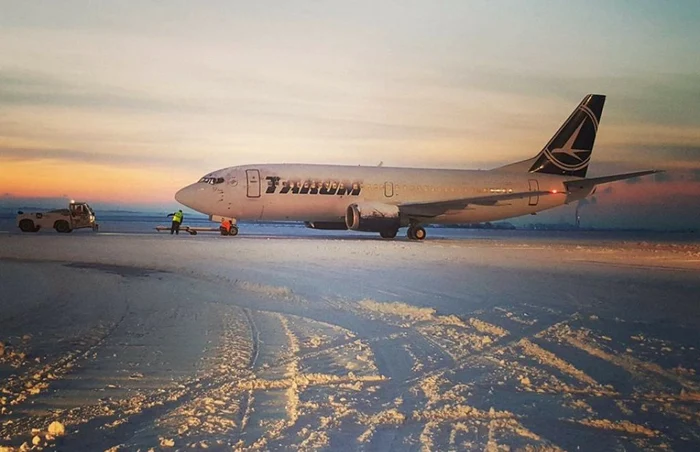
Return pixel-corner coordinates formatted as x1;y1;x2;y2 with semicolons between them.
175;164;575;225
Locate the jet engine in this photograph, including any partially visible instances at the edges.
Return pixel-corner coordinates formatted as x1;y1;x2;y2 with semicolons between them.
345;202;400;232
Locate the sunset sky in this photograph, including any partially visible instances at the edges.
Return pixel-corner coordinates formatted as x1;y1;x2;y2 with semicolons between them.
1;1;699;228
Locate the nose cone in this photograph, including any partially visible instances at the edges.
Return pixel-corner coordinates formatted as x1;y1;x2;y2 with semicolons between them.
175;184;199;211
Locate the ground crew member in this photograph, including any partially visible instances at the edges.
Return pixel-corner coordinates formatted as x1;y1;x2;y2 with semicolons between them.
167;209;184;235
220;218;233;235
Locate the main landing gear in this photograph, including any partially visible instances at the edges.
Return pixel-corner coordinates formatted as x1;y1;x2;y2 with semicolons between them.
407;225;426;241
380;228;398;239
378;225;426;240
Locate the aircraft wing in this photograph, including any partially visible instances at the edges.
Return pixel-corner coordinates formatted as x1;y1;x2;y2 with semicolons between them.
398;190;563;218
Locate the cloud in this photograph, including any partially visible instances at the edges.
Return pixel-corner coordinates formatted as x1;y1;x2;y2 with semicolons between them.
448;71;700;127
614;145;700;165
0;145;203;170
0;69;185;113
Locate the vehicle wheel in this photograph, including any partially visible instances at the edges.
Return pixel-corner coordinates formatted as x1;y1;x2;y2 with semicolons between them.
190;230;198;235
380;228;398;239
229;226;239;236
55;220;71;233
19;219;36;232
220;227;229;236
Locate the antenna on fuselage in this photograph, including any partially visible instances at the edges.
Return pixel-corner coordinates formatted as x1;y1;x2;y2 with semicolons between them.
377;161;383;167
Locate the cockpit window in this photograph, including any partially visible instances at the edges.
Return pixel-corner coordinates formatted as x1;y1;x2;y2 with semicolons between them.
198;177;225;185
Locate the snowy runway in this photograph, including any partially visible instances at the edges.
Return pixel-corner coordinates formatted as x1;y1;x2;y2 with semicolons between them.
1;234;699;450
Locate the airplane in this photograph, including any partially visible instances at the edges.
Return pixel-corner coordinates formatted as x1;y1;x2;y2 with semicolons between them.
175;94;660;240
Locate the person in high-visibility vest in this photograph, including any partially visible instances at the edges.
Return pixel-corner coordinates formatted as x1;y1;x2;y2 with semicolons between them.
167;210;184;235
220;218;232;235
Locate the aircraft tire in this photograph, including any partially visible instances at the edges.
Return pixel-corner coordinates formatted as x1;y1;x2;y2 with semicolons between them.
229;226;239;237
407;225;426;241
380;229;398;239
407;227;416;240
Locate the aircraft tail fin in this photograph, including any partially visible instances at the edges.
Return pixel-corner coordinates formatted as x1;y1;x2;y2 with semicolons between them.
528;94;606;178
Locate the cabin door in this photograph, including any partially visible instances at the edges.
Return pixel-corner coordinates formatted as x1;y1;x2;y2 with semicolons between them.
246;169;261;198
528;179;539;206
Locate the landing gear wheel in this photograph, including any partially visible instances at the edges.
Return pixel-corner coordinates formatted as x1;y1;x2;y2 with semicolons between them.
407;225;426;241
229;226;239;236
380;228;398;239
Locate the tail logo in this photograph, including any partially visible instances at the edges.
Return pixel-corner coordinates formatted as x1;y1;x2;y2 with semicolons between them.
529;94;605;178
543;104;598;172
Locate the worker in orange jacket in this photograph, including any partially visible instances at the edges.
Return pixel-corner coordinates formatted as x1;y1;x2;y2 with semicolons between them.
220;218;233;235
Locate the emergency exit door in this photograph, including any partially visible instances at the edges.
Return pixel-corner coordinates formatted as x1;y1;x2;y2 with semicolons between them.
246;169;261;198
384;182;394;197
528;179;539;206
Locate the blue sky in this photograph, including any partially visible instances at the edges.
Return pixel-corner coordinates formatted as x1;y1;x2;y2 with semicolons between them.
1;1;699;228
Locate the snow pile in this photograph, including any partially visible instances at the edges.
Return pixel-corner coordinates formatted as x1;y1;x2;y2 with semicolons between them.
358;299;466;327
468;318;509;338
576;418;658;437
47;421;65;436
358;299;436;321
357;409;406;443
517;338;599;386
235;281;298;300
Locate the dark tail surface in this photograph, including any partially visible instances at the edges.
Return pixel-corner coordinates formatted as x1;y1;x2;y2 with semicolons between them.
529;94;606;178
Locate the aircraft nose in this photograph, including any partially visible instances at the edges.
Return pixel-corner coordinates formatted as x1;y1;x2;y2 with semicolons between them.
175;184;198;209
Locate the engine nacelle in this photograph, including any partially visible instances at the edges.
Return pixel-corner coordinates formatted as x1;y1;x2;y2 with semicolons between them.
345;202;400;232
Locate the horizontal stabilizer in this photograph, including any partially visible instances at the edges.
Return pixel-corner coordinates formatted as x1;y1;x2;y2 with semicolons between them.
564;170;662;191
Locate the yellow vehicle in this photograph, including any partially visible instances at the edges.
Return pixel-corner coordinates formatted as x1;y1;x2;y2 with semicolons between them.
17;202;98;233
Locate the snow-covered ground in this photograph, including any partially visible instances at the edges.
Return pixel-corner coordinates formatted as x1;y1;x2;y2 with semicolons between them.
1;233;699;451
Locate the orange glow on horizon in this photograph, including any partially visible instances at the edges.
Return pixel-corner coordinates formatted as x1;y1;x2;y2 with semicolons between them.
0;159;193;204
